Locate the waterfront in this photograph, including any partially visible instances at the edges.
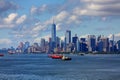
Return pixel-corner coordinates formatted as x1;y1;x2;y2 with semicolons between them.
0;54;120;80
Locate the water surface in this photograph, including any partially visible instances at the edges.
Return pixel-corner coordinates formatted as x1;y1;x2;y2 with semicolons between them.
0;54;120;80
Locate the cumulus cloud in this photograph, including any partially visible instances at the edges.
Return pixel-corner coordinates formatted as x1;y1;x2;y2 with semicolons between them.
16;15;27;24
0;13;27;29
54;11;69;22
32;24;45;31
74;0;120;16
4;13;18;24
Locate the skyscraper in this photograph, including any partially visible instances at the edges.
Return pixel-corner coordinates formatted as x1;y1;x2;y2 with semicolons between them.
88;35;96;52
117;40;120;51
65;30;71;44
56;37;60;47
24;41;30;53
41;38;45;48
51;21;56;42
102;37;109;52
72;34;78;52
51;21;56;51
77;38;80;52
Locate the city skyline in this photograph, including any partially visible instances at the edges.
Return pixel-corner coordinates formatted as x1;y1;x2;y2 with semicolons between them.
0;0;120;48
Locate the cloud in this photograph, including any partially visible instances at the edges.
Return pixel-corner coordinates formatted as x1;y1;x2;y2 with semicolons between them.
74;0;120;16
0;38;12;48
16;15;27;24
0;39;12;44
0;0;19;14
4;13;18;24
0;13;27;29
56;23;61;31
54;11;69;22
32;23;45;31
30;6;38;15
30;4;56;15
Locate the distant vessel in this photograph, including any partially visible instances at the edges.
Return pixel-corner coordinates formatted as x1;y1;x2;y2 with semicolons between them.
48;54;63;59
62;56;71;61
0;53;4;57
79;53;85;56
8;50;15;54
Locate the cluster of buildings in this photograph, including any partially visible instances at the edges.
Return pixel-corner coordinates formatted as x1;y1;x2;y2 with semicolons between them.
7;22;120;54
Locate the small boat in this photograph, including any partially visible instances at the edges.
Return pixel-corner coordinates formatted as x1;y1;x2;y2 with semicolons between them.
8;50;15;54
79;53;85;56
62;56;72;61
48;54;63;59
0;54;4;57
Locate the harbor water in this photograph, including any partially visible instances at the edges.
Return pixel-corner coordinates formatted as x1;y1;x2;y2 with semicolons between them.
0;53;120;80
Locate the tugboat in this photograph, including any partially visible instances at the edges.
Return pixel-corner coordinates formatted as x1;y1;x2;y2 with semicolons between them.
61;55;72;61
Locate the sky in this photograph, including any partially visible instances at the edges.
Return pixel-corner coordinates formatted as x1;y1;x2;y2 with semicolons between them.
0;0;120;49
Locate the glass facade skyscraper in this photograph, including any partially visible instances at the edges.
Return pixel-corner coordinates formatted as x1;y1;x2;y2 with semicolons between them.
65;30;71;44
51;22;56;51
52;23;56;42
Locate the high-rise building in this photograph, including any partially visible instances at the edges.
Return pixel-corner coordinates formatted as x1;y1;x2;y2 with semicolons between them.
77;38;80;52
65;30;71;44
88;35;96;52
72;34;78;44
97;40;104;52
117;40;120;51
109;40;114;52
24;41;30;49
80;38;86;42
17;42;24;53
72;34;78;52
24;41;30;53
41;38;45;48
102;37;109;52
51;21;56;42
60;40;64;51
51;21;56;51
56;37;60;47
80;38;88;52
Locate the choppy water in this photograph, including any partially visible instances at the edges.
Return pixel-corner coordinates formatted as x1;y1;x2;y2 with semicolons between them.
0;53;120;80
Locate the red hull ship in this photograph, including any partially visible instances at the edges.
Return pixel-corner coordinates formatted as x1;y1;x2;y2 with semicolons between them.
48;54;63;59
0;54;4;57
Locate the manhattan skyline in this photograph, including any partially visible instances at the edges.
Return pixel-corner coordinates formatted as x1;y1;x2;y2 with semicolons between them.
0;0;120;48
